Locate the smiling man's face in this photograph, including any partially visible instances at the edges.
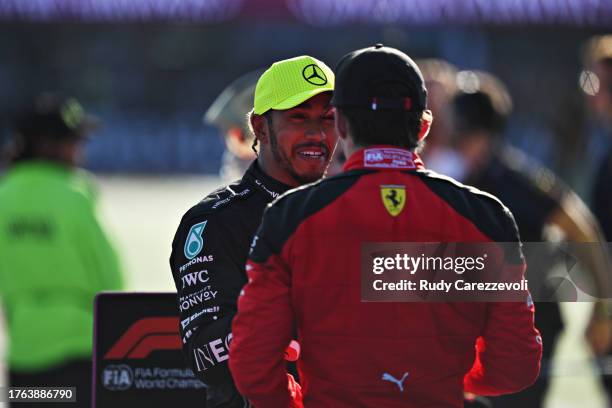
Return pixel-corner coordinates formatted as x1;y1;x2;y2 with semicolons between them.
264;92;337;185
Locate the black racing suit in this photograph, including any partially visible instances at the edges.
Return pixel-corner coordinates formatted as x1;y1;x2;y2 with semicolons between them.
170;162;290;407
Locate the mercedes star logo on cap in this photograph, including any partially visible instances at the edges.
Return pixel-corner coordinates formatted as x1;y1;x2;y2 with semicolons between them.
302;64;328;86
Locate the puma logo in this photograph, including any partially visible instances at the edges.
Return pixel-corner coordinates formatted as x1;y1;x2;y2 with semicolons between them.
382;372;409;392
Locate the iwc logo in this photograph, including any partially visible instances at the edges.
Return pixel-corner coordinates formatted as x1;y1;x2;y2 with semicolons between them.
302;64;327;86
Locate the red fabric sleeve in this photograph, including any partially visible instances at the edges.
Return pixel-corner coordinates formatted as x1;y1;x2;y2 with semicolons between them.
229;254;294;407
464;263;543;395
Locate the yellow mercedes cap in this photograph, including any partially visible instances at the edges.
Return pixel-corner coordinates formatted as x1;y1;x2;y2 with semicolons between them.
253;55;334;115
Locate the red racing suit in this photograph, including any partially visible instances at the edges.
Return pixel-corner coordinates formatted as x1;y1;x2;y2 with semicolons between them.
229;146;542;408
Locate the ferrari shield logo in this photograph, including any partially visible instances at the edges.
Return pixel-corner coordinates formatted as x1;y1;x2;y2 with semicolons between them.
380;185;406;217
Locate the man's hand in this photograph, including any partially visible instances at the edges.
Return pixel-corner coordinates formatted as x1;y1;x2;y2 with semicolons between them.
586;301;612;355
287;374;303;408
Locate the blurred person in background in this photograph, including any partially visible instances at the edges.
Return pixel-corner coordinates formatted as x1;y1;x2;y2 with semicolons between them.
447;71;611;407
230;44;541;408
584;35;612;243
0;94;124;408
170;55;336;408
204;70;263;183
583;33;612;400
416;59;462;177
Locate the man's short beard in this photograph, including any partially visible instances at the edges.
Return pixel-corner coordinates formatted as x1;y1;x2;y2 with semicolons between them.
267;115;320;185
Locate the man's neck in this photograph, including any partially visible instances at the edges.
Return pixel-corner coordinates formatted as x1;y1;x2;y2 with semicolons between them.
256;156;300;188
340;136;365;159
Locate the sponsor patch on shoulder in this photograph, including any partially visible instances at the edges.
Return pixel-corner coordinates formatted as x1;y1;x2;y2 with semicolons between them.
184;221;207;260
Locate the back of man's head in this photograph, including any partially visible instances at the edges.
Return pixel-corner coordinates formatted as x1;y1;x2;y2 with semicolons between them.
331;44;430;151
7;94;97;165
451;71;513;138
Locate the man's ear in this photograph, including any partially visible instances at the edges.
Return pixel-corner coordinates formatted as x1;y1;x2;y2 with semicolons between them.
225;127;256;160
250;114;269;144
418;110;434;141
334;109;348;140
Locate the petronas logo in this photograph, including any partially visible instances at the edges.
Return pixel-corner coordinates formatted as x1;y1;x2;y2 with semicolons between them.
184;221;207;260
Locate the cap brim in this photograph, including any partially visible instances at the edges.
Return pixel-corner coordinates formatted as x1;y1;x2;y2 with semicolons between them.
204;70;263;127
270;87;333;111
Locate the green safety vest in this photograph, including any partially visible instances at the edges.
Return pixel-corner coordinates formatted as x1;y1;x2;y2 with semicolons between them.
0;160;123;371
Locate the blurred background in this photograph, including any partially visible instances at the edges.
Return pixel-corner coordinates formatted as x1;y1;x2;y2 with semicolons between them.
1;0;611;406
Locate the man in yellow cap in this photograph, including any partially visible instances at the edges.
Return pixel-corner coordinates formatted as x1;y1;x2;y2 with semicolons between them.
169;55;336;407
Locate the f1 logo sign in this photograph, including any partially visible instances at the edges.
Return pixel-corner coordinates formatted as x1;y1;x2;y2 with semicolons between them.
104;317;181;360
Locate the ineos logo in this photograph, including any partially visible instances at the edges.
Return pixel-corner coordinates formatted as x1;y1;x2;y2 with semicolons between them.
302;64;327;85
